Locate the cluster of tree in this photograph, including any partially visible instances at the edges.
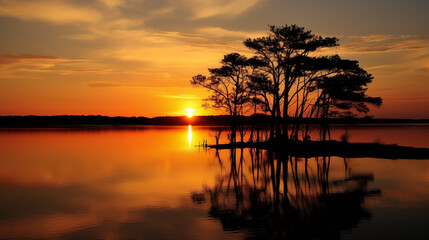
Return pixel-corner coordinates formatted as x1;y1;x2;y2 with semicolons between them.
191;24;382;143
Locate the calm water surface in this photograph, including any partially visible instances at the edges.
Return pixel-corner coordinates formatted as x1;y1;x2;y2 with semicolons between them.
0;125;428;239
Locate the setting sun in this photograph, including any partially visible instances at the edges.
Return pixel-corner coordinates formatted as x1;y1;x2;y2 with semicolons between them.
185;108;195;118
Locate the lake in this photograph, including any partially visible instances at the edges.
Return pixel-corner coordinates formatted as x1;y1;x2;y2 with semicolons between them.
1;125;429;239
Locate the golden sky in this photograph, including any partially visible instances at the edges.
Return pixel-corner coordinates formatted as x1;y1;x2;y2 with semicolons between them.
0;0;428;118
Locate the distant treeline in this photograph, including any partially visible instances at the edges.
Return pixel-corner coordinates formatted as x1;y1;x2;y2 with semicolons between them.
0;115;428;127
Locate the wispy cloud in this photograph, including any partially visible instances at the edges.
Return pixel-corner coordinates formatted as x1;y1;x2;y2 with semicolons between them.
0;0;256;75
158;94;198;99
85;82;165;88
196;27;263;39
0;54;74;75
0;54;100;77
373;46;429;76
98;0;124;8
349;34;418;42
385;96;429;102
0;54;60;65
340;35;429;54
57;68;117;75
86;82;127;88
0;0;101;24
186;0;261;19
85;83;199;91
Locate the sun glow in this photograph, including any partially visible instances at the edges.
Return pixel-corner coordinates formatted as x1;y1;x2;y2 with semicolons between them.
185;108;195;118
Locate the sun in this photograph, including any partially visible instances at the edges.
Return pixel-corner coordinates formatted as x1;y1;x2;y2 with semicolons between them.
185;108;195;118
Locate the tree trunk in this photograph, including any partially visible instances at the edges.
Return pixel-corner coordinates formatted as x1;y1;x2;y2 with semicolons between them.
283;90;289;142
231;114;237;143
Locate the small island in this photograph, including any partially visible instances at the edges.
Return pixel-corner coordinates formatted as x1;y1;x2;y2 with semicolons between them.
188;25;429;160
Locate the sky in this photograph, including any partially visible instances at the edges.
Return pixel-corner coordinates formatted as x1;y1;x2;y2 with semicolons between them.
0;0;428;118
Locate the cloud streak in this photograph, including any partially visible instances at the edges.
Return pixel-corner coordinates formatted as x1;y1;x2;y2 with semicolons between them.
187;0;261;19
0;54;75;77
0;54;60;65
0;0;101;24
340;35;429;54
158;94;198;99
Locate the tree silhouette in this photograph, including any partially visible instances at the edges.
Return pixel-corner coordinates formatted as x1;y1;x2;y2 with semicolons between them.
192;24;382;143
307;56;383;140
191;53;253;142
244;25;339;141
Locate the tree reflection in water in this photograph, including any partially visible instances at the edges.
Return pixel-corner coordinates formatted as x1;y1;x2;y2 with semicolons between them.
192;148;381;240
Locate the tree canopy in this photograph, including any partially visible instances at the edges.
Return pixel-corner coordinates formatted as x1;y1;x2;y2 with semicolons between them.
191;24;382;142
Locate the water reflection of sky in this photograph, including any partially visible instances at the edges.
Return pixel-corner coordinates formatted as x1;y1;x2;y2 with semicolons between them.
0;125;428;239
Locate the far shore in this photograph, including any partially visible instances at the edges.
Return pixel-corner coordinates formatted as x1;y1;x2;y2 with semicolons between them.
1;115;429;127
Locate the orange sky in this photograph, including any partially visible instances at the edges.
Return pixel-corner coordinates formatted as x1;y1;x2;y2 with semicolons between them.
0;0;428;118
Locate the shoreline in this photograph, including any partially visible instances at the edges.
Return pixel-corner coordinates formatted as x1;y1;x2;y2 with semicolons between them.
209;140;429;160
1;115;429;127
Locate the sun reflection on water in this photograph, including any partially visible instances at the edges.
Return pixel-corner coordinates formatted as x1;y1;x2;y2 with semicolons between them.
188;125;192;147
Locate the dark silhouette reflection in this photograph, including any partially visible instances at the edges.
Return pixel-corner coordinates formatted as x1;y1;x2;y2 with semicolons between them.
192;149;381;240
